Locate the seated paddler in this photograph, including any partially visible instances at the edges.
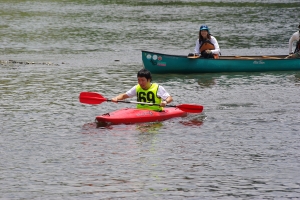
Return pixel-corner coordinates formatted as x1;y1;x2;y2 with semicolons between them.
111;68;173;112
188;24;221;59
286;22;300;59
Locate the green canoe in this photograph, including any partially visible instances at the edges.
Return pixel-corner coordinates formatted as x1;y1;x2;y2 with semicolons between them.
142;50;300;74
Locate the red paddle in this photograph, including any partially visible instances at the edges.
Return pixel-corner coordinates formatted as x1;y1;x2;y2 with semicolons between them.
79;92;203;113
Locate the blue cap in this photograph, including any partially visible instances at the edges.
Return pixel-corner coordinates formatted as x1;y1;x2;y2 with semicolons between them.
200;25;210;33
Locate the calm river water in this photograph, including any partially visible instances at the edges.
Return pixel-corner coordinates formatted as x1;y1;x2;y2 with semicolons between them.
1;0;300;199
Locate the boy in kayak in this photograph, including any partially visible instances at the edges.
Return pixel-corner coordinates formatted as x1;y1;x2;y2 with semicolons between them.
111;69;173;111
188;24;220;59
286;23;300;59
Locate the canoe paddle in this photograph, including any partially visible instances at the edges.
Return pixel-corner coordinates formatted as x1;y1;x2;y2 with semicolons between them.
79;92;203;113
187;53;200;59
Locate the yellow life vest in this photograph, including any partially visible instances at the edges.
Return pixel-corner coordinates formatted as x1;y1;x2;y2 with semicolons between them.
136;83;162;111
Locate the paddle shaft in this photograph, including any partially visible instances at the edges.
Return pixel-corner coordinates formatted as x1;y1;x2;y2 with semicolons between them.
79;92;203;113
107;99;177;108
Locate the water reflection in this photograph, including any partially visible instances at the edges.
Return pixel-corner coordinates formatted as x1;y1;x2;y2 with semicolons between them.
152;73;216;89
293;73;300;86
179;114;205;127
179;119;204;127
94;121;164;133
197;75;216;88
135;122;163;134
81;122;99;134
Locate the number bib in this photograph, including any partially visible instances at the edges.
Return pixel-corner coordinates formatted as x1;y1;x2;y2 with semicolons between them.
136;83;162;111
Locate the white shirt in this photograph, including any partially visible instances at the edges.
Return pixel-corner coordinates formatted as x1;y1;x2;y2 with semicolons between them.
288;31;300;54
194;35;220;55
126;84;170;100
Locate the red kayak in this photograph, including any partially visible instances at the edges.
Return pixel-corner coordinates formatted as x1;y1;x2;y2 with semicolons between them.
96;107;188;125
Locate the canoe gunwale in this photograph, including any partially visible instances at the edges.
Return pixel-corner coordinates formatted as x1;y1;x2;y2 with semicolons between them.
142;50;290;60
142;50;300;74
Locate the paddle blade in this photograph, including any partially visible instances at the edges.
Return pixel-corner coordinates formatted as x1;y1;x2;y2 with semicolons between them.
187;55;200;59
79;92;107;105
176;104;203;113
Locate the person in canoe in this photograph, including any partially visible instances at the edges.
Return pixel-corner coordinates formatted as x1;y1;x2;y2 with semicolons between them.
111;68;173;111
286;23;300;59
188;24;220;59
